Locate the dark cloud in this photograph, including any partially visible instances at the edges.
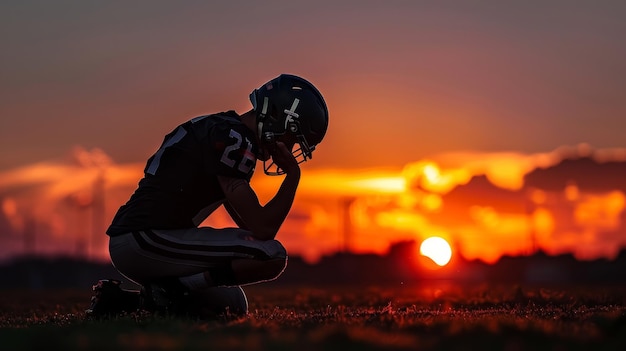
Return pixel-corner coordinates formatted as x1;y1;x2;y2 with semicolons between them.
525;157;626;192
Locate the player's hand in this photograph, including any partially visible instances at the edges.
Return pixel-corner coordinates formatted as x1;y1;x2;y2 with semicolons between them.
270;142;300;175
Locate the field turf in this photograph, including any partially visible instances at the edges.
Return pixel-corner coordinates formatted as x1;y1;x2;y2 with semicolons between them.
1;282;625;350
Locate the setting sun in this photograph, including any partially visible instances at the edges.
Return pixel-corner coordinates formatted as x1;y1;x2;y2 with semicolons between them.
420;237;452;266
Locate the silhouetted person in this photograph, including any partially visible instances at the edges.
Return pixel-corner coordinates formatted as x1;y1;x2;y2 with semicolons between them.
87;74;329;319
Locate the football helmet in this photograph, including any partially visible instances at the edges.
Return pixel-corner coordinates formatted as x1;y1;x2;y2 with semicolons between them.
250;74;329;175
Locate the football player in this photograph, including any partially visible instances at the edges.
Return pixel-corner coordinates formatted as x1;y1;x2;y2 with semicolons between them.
87;74;328;319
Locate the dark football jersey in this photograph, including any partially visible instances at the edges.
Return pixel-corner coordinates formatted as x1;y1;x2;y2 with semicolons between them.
107;111;259;235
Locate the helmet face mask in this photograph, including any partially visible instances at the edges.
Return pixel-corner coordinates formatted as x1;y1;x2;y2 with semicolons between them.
250;74;329;175
261;135;315;176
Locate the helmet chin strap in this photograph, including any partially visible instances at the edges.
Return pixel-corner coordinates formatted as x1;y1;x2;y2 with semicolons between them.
257;97;270;140
256;96;281;175
257;95;276;149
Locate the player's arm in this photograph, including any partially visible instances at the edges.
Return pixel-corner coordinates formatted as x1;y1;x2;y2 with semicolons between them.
223;201;249;230
218;142;300;241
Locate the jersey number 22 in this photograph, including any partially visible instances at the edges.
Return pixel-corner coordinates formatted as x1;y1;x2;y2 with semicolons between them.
220;129;255;174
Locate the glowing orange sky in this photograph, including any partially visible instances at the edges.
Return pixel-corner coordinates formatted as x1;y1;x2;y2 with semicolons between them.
1;2;626;264
2;144;626;265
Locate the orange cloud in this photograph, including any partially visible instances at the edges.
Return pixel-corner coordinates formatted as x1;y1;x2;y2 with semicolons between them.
2;144;626;265
402;160;471;194
574;191;625;231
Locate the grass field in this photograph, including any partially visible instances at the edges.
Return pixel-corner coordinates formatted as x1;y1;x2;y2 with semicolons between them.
1;282;625;350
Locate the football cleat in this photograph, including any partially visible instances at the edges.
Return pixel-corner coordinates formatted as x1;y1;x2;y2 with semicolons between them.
85;279;141;318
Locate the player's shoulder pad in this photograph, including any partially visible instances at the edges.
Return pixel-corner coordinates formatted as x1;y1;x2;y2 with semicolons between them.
190;111;241;126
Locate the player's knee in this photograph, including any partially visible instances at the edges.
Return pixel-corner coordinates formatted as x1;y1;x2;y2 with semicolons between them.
261;257;287;281
261;240;287;260
229;255;288;286
239;257;286;285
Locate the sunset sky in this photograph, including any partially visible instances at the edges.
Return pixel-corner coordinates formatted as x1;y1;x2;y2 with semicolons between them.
1;1;626;265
